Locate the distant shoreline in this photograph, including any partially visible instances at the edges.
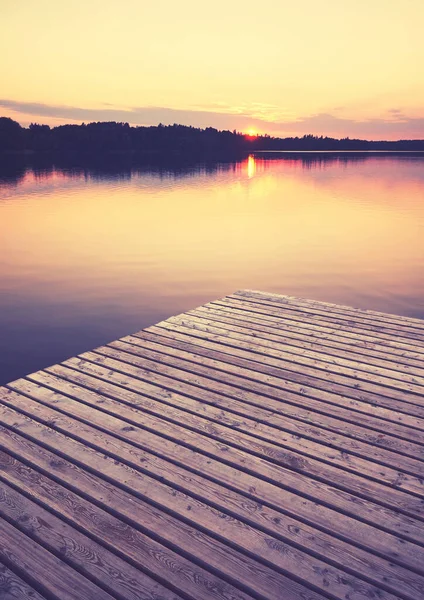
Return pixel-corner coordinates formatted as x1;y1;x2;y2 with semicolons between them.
254;149;424;153
2;117;424;158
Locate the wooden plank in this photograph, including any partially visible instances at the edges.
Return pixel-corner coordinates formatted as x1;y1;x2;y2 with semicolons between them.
109;336;424;451
212;298;424;355
224;294;424;348
241;289;424;327
177;311;424;387
15;367;424;511
167;314;424;398
0;479;184;600
3;437;423;600
59;347;424;486
2;290;424;600
0;418;422;600
0;563;48;600
0;411;354;600
227;294;424;343
238;290;424;330
204;301;424;366
192;305;424;375
1;386;424;552
117;334;424;458
0;518;114;600
103;338;424;468
0;451;259;600
130;331;424;447
150;321;424;420
236;290;424;331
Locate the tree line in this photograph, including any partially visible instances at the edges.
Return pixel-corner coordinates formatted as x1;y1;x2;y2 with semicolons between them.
1;117;423;159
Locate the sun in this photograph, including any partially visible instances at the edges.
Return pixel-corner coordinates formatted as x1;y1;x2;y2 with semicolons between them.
245;128;258;137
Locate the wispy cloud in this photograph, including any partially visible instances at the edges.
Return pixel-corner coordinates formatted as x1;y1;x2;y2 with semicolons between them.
1;99;423;140
0;99;258;130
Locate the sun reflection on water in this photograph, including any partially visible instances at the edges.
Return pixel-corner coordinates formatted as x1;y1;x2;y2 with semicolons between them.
247;155;256;178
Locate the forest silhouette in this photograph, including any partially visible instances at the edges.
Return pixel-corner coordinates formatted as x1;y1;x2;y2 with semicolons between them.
1;117;423;161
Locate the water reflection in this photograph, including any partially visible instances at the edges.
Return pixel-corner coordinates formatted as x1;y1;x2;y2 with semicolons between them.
247;155;256;178
1;154;423;384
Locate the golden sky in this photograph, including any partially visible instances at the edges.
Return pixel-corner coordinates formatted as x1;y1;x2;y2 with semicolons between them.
1;0;423;139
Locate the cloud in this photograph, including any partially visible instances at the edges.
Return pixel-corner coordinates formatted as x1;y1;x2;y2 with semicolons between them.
1;98;423;140
0;98;258;130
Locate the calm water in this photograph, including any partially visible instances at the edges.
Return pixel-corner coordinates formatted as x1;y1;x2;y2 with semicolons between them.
1;153;423;385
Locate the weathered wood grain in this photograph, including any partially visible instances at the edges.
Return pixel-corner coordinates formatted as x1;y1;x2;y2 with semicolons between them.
212;297;424;354
2;433;423;600
147;322;424;420
0;479;184;600
40;353;424;497
129;331;424;446
0;517;115;600
237;290;424;330
184;311;424;385
20;364;424;518
0;563;47;600
2;289;424;600
41;350;424;478
190;305;424;376
203;301;424;366
227;293;424;342
166;315;424;397
0;419;333;600
1;388;424;558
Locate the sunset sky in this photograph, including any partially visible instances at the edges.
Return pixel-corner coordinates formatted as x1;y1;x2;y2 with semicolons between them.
1;0;423;139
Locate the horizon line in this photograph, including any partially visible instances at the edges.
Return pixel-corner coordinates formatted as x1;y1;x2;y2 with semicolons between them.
2;115;424;145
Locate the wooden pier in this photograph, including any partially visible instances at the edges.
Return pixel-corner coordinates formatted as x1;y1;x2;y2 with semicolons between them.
0;289;424;600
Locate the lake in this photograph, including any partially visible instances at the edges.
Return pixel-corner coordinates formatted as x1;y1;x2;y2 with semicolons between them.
1;153;423;385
